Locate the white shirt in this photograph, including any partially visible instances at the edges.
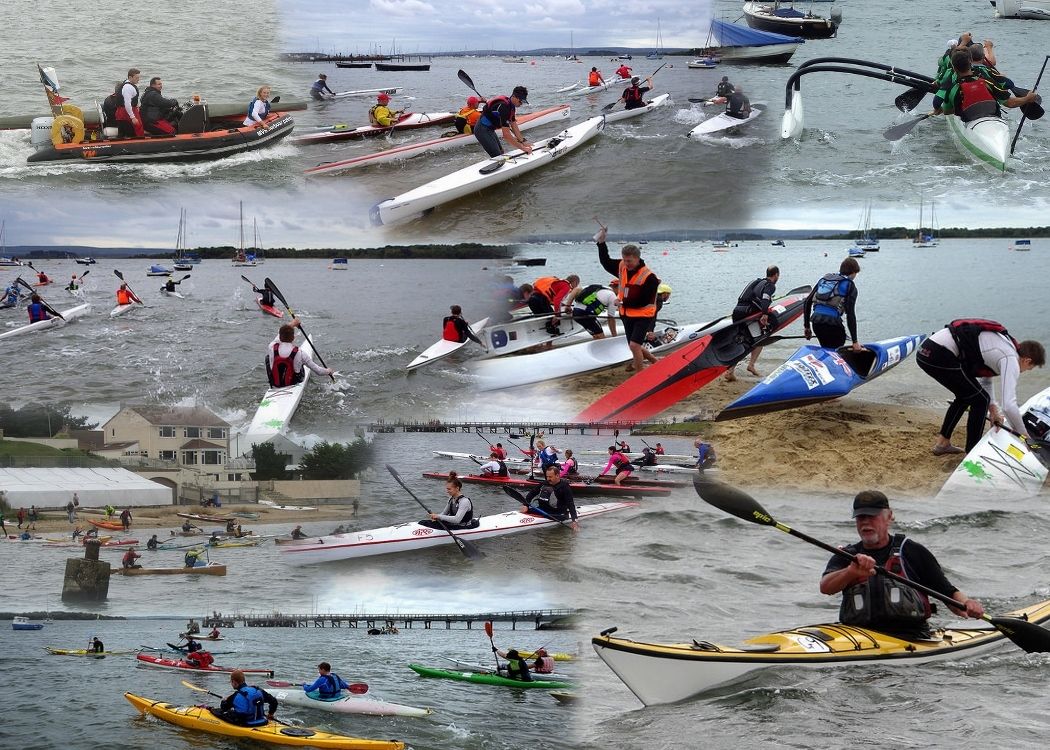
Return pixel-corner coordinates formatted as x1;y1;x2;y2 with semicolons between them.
567;287;618;316
121;82;138;118
244;99;269;127
266;337;328;378
479;460;503;474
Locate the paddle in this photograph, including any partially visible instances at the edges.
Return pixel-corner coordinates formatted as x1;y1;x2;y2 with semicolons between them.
112;269;145;305
385;465;484;560
1011;54;1049;155
484;620;502;673
693;476;1050;654
265;679;368;694
457;70;487;101
15;277;64;320
894;87;929;113
181;680;299;726
263;277;334;382
883;112;934;141
985;416;1050;454
501;485;573;529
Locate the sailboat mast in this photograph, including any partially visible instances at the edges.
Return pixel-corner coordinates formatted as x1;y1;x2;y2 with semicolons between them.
239;202;244;251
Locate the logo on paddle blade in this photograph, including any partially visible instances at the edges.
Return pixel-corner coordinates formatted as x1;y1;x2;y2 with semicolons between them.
752;510;773;524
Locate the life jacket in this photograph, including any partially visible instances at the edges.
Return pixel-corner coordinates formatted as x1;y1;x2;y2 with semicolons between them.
539;448;559;469
505;655;532;681
231;685;269;726
38;273;49;283
589;71;601;86
534;655;556;673
116;289;132;305
165;280;176;291
617;66;631;78
492;460;509;477
368;104;391;127
532;276;561;303
317;673;341;698
247;97;271;121
959;76;999;121
121;550;137;566
562;457;578;475
839;534;932;631
946;319;1018;377
479;96;514;129
812;273;851;319
576;284;609;315
447;495;474;524
624;86;644;107
28;302;48;323
697;443;717;469
737;277;767;309
454;106;480;134
610;452;632;470
185;649;213;667
618;264;656;317
442;315;464;342
638;449;657;466
267;343;303;387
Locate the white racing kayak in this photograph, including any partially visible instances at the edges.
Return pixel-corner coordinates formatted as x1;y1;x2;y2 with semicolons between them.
577;449;695;462
432;450;530;464
280;502;637;565
569;77;634;97
688;106;763;137
331;86;404;99
602;93;671;124
478;313;599;359
0;303;89;340
110;302;140;318
291;112;457;145
265;681;431;717
369;116;605;226
944;114;1010;174
160;289;186;299
305;105;571;176
470;319;731;391
240;340;316;453
407;317;489;371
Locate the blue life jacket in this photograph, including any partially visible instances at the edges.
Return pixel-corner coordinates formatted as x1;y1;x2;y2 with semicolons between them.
316;673;343;698
246;97;271;121
231;685;268;726
812;273;851;319
28;302;48;322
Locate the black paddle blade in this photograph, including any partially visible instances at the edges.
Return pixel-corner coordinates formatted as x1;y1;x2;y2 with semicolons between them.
479;159;507;175
113;269;125;280
502;485;527;504
693;475;778;528
895;87;927;112
988;615;1050;653
240;275;255;286
457;69;476;91
1020;100;1044;121
883;114;930;141
15;276;33;291
263;278;288;307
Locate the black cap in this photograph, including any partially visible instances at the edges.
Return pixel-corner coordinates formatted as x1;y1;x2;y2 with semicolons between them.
852;490;890;518
512;85;528;104
721;75;729;81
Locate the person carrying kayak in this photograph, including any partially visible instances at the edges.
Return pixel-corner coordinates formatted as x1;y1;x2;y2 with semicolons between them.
617;76;654;111
493;648;532;682
716;75;735;98
243;85;273;128
266;319;334;387
521;464;579;532
121;546;142;569
528;275;579;335
453;96;482;134
725;86;752;120
725;265;780;381
90;637;104;653
26;294;50;323
916;319;1045;454
695;436;717;472
562;280;619;339
420;472;477;530
303;661;353;698
36;270;51;285
441;305;484;347
803;256;862;351
820;491;985;637
115;283;141;308
146;534;159;551
559;449;580;478
478;452;509;477
472;85;532;158
599;446;635;486
368;92;402;127
140;76;181;135
615;63;633;80
588;67;605;87
596;225;661;373
309;73;335;101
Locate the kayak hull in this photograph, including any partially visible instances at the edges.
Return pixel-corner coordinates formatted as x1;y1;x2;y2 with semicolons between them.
266;683;431;717
117;563;226;576
135;652;273;676
257;297;284;317
407;317;489;370
89;519;125;531
602;94;671;124
0;303;90;340
688;106;763;137
408;664;573;689
420;472;672;496
593;598;1050;705
945;114;1010;174
110;302;139;317
240;340;315;453
46;647;132;656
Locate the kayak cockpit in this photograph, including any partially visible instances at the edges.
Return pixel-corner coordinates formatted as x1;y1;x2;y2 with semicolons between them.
836;346;878;378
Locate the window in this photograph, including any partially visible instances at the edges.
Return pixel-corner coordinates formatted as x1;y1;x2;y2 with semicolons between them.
159;450;176;461
181;451;198;465
203;450;224;465
184;427;202;438
159;426;176;438
208;428;227;439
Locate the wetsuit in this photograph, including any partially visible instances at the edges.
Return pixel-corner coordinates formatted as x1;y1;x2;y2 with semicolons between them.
418;494;475;530
146;536;159;551
732;277;777;322
803;273;858;349
523;478;578;522
310;78;335;100
726;91;751;119
598;241;660;346
474;96;517;157
255;287;276;307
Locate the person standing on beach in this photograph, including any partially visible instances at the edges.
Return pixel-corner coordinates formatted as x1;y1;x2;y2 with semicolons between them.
595;225;661;373
726;265;780;381
120;507;132;531
28;505;37;530
17;507;25;529
804;257;862;351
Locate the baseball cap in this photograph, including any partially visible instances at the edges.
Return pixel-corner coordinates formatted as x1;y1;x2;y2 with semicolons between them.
512;85;529;104
467;96;479;107
377;92;390;103
852;490;890;518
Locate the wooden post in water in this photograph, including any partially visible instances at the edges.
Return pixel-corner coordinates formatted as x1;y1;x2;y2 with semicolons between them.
61;539;111;603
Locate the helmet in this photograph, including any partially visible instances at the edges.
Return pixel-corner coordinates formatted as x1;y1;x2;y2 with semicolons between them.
377;93;390;103
467;96;479;107
657;283;672;294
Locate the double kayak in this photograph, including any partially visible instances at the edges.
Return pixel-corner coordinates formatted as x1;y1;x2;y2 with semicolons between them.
305;105;571;176
575;287;811;422
240;339;316;454
407;317;489;371
135;652;273;676
124;693;405;749
117;563;227;576
688;105;763;137
408;664;573;689
291;112;456;145
717;334;927;420
593;598;1050;705
0;303;89;340
264;681;432;717
280;502;637;565
369;116;605;226
419;472;672;496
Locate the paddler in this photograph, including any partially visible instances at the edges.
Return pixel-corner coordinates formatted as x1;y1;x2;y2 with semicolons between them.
616;76;654;111
181;520;199;534
185;649;215;669
934;50;1038;121
309;73;335;101
162;277;182;293
115;283;141;308
184;548;204;568
290;525;307;539
588;67;605;87
638;446;658;467
820;491;984;636
419;472;475;530
534;440;560;471
90;637;104;654
265;319;334;386
472;85;532;158
599;445;635;486
146;534;159;551
368;92;402;127
521;464;579;532
208;626;221;639
114;68;145;138
121;546;142;569
725;265;780;381
453;96;482;134
303;661;353;698
478;452;509;477
559;449;580;478
26;294;50;323
243;85;273;128
531;648;556;674
595;226;661;372
441;305;485;348
3;284;19;307
36;270;50;285
725;86;752;120
803;257;862;351
250;283;277;308
140;76;181;135
562;280;618;339
492;443;508;460
615;63;633;80
716;75;735;98
654;443;665;455
66;274;80;292
493;648;533;681
120;507;132;531
916;319;1045;454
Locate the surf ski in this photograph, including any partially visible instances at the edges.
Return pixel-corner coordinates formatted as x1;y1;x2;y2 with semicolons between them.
419;472;672;496
0;303;89;340
716;334;927;420
407;317;489;371
568;77;635;97
575;287;811;422
305;105;571;176
240;339;316;454
280;502;637;565
331;86;404;99
265;681;431;717
369;116;605;226
109;302;140;318
291;112;456;145
688;105;763;137
602;94;671;124
478;313;600;359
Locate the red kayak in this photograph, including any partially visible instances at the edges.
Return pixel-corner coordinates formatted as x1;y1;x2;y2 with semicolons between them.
421;472;671;497
575;287;812;422
135;652;274;677
256;297;283;318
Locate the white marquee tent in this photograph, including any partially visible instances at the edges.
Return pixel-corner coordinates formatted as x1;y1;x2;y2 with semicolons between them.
0;468;173;508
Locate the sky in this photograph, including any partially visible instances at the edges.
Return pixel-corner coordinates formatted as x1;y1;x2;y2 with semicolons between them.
278;0;714;53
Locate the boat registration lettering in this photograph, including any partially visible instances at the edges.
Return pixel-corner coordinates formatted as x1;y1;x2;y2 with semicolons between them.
794;635;830;653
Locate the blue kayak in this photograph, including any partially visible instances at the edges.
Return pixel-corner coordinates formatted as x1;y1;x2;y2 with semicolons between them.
716;334;927;420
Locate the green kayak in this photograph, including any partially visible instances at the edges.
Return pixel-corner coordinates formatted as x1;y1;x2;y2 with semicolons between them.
408;664;573;689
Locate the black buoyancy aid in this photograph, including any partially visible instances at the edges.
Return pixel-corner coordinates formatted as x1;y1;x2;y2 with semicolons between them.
624;86;644;106
267;343;302;387
447;495;474;524
947;319;1018;377
839;534;932;630
494;460;509;477
737;277;766;309
812;273;850;317
318;673;340;698
119;80;140;107
479;96;512;128
576;284;608;314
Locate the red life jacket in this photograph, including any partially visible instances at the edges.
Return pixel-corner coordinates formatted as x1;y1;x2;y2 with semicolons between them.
947;319;1018;377
443;316;463;342
624;87;643;106
268;343;302;387
958;77;998;120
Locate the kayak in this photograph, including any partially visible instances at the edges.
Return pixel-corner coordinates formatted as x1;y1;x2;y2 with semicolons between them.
209;538;262;548
936;384;1050;501
568;76;635;97
408;664;573;689
280;502;637;565
519;651;574;662
305;105;572;176
471;319;729;391
420;472;672;496
550;691;578;704
944;114;1010;174
160;288;186;299
332;86;404;99
240;339;316;453
407;317;489;371
592;598;1050;706
575;287;811;422
369;116;605;226
438;656;570;681
177;512;235;523
89;519;125;531
46;647;132;656
257;297;284;318
124;693;405;749
0;303;89;340
264;681;431;717
687;106;763;137
717;334;928;420
477;313;596;359
135;652;273;676
602;93;671;124
117;563;227;576
110;302;140;318
577;450;694;462
153;642;235;655
432;450;530;465
291;112;456;145
182;632;225;640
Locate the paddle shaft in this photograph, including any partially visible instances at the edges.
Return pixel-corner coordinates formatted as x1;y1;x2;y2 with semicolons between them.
263;278;334;380
500;485;573;529
1011;54;1049;155
485;621;501;672
15;276;64;319
385;465;483;559
985;415;1050;451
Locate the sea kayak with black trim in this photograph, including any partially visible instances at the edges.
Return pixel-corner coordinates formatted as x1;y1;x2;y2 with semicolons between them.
593;598;1050;705
124;692;406;749
265;681;432;717
408;664;573;689
291;112;456;145
420;472;672;496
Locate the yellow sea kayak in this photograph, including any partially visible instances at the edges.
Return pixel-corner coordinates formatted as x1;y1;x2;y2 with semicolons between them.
46;647;132;656
124;693;405;749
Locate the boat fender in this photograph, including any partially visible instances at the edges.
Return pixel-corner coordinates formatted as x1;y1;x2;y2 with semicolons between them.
30;117;56;148
60;103;84;120
51;114;85;146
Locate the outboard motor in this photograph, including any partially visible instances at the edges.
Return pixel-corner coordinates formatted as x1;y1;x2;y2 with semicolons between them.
177;103;207;134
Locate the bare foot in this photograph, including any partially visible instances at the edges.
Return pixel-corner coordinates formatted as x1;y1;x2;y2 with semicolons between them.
747;366;761;377
724;370;737;382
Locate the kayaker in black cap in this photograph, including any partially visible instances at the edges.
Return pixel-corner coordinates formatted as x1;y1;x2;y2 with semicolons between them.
473;85;532;158
819;490;984;636
716;76;735;98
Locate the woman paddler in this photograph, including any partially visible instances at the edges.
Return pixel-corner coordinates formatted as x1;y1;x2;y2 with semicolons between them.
419;472;476;530
599;445;635;486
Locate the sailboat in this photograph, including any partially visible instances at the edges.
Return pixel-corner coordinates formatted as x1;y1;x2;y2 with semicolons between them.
0;221;23;267
647;19;664;59
172;209;200;270
566;31;581;62
252;218;266;264
231;202;257;267
913;197;937;248
854;202;879;251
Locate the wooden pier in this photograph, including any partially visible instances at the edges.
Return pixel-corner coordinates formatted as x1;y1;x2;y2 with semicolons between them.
204;608;575;630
